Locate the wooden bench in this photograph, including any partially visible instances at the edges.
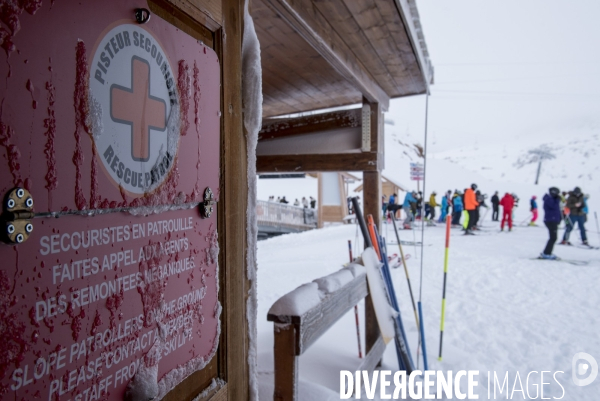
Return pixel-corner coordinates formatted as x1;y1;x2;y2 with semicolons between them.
267;273;386;400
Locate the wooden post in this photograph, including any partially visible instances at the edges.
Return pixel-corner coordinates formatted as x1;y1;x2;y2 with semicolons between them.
218;0;249;400
362;96;383;362
273;324;299;401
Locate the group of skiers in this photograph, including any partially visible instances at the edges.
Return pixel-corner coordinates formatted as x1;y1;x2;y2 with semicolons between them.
268;195;316;208
382;183;592;260
540;186;591;259
385;184;491;235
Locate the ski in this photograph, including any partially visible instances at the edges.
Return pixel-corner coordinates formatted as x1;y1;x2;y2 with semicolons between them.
530;257;589;266
576;245;600;250
388;240;423;246
390;254;411;268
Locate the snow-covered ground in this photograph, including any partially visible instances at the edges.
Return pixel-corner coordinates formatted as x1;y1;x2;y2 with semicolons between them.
255;105;600;399
257;221;600;400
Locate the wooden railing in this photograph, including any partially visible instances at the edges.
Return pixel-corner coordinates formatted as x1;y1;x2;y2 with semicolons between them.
256;200;317;230
267;273;385;400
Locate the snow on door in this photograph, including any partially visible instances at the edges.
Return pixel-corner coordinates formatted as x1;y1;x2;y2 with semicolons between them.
0;1;221;399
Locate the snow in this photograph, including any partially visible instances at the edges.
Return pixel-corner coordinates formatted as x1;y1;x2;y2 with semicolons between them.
125;363;158;401
242;0;263;399
268;265;364;318
268;282;322;318
257;219;600;399
255;120;600;398
314;269;354;294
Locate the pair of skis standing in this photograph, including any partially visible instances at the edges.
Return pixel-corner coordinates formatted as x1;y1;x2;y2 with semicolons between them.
351;197;427;373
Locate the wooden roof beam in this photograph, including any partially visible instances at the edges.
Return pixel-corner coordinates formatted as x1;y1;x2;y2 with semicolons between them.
259;108;361;141
393;0;434;90
257;152;379;173
262;0;390;110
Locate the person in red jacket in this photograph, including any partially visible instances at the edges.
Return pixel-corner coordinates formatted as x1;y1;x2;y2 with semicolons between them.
499;192;515;231
463;183;479;235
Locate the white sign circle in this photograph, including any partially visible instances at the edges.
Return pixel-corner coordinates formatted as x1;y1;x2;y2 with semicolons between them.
89;23;179;196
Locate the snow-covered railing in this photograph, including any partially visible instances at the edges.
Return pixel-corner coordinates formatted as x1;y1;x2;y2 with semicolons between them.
267;264;386;401
256;200;317;230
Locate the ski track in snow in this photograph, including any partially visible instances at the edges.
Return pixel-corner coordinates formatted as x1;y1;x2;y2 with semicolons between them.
257;223;600;400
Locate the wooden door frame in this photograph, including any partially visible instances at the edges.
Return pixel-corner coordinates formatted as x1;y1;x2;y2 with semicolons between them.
149;0;250;400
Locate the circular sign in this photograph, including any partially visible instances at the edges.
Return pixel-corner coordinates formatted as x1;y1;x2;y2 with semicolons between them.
89;23;179;196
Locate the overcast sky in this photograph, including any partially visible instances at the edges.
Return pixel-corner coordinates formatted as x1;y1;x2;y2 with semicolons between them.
388;0;600;152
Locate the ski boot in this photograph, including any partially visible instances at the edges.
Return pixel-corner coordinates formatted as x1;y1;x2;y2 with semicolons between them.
560;240;572;245
539;253;558;260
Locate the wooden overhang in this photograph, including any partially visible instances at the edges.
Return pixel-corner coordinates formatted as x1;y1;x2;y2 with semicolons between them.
253;0;433;173
253;0;434;118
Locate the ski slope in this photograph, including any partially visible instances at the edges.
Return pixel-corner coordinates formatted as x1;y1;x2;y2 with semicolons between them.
255;107;600;399
256;221;600;400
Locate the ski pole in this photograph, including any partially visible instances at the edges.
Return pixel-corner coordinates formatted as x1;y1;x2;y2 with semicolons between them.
418;301;429;370
481;207;490;224
349;240;363;359
351;197;373;249
391;214;419;332
438;215;451;361
374;226;415;372
595;212;600;246
367;214;382;260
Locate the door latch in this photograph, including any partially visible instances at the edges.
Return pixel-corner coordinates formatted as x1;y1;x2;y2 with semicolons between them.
200;187;216;218
2;187;34;244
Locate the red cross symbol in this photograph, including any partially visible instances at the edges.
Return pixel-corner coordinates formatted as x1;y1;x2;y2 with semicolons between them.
111;56;166;162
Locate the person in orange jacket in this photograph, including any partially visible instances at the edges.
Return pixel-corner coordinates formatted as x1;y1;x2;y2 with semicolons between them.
499;192;515;231
464;183;479;235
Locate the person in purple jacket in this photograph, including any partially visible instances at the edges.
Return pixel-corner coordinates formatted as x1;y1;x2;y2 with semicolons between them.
540;187;562;259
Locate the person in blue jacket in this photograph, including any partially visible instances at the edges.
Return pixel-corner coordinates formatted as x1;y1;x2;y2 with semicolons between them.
451;192;463;226
402;191;417;229
439;191;450;222
540;187;562;259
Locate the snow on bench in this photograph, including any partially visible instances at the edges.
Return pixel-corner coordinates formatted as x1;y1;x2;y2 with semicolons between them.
267;262;385;401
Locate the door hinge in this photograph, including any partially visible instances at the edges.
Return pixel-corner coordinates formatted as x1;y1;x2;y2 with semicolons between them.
199;187;216;219
2;187;34;244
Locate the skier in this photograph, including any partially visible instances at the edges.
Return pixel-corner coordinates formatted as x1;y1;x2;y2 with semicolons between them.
472;190;486;229
463;184;479;235
415;192;423;220
293;198;300;207
529;196;538;226
402;191;417;229
309;196;316;208
426;192;438;222
491;191;500;221
439;190;451;222
560;187;588;245
388;193;400;220
540;187;561;260
499;192;515;231
280;196;289;204
452;192;463;227
302;197;309;208
583;194;590;222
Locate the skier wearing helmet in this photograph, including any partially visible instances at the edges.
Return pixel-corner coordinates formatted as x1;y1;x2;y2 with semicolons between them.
540;187;562;259
529;196;539;226
463;184;479;235
561;187;588;245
